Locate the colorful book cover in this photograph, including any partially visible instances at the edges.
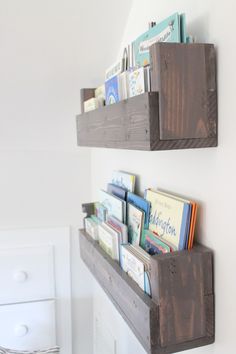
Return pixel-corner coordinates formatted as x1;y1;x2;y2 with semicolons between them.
107;215;128;244
145;189;190;250
133;13;181;67
111;171;135;192
120;245;145;291
94;202;107;222
127;203;144;245
129;67;146;97
107;183;127;201
99;189;125;223
127;192;150;229
105;76;120;105
141;229;171;255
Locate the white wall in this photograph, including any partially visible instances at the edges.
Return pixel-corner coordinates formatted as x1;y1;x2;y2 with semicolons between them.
91;0;236;353
0;1;131;353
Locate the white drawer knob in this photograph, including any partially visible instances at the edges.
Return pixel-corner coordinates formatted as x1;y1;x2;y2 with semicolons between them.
14;324;29;337
13;270;28;283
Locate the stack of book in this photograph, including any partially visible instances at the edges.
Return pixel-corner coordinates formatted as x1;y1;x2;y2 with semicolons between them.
83;12;194;112
84;170;197;296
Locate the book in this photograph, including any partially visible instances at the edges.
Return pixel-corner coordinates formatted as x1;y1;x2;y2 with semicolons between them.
85;217;99;241
120;244;145;291
127;203;144;245
107;183;127;201
129;66;150;98
145;189;191;250
105;60;123;81
127;192;150;229
133;13;184;67
95;84;105;107
119;71;129;100
141;229;171;255
94;202;107;222
105;76;120;105
84;97;99;112
98;223;119;261
111;171;136;193
99;189;126;223
107;215;128;245
157;189;197;249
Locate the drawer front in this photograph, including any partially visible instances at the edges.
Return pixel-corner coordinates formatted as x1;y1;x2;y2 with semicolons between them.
0;245;55;304
0;300;56;350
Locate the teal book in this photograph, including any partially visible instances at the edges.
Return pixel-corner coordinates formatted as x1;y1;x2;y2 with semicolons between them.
133;13;184;67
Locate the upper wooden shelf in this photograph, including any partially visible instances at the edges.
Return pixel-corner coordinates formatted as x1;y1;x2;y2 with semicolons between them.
76;43;217;151
79;229;214;354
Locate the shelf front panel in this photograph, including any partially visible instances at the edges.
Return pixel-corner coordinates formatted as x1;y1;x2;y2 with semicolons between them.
76;92;159;151
79;229;159;353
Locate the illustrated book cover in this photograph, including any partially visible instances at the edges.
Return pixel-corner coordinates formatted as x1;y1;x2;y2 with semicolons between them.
127;202;144;245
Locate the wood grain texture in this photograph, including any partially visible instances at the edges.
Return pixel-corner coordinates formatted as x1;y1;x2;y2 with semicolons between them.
150;43;217;141
76;43;217;151
79;228;215;353
79;229;159;353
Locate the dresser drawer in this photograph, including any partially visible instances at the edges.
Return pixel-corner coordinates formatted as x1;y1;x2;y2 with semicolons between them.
0;245;55;304
0;300;56;350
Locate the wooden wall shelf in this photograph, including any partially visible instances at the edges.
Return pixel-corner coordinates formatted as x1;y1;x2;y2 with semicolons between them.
76;43;217;151
79;229;214;354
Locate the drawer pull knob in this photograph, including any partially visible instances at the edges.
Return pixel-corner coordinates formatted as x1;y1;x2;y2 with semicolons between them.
14;324;28;337
13;271;28;283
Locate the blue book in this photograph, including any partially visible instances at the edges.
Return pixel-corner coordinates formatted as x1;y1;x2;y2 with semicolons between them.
107;183;127;201
133;13;184;67
127;192;150;229
105;76;120;105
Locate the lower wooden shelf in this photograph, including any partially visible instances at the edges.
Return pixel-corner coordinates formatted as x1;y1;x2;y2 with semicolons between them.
79;229;214;353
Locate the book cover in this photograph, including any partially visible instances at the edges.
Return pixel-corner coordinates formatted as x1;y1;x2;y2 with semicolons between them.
105;76;120;105
120;245;145;291
127;203;144;245
129;67;146;98
145;189;190;250
127;192;150;229
107;215;128;244
111;171;136;193
85;217;99;241
107;183;127;201
94;202;107;222
99;189;125;223
141;229;171;255
98;223;119;261
133;13;181;67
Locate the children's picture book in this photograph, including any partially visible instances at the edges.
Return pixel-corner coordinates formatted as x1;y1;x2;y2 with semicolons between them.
133;13;185;67
85;217;99;241
107;215;128;245
94;202;107;222
145;189;191;250
127;203;144;245
129;67;148;97
98;223;119;261
99;189;125;223
127;192;150;229
141;229;171;255
105;75;120;105
107;183;127;201
120;244;145;291
111;171;136;193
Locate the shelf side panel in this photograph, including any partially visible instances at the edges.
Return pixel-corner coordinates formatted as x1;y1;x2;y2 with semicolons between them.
150;43;217;142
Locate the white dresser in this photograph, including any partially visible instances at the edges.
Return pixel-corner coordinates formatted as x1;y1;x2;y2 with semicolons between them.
0;227;72;354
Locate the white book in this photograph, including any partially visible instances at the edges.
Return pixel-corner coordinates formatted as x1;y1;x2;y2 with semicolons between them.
98;223;119;261
120;245;145;291
111;171;135;193
85;217;99;241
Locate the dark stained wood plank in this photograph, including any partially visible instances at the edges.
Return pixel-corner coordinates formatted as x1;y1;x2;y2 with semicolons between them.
150;43;217;141
79;229;159;353
79;227;215;353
